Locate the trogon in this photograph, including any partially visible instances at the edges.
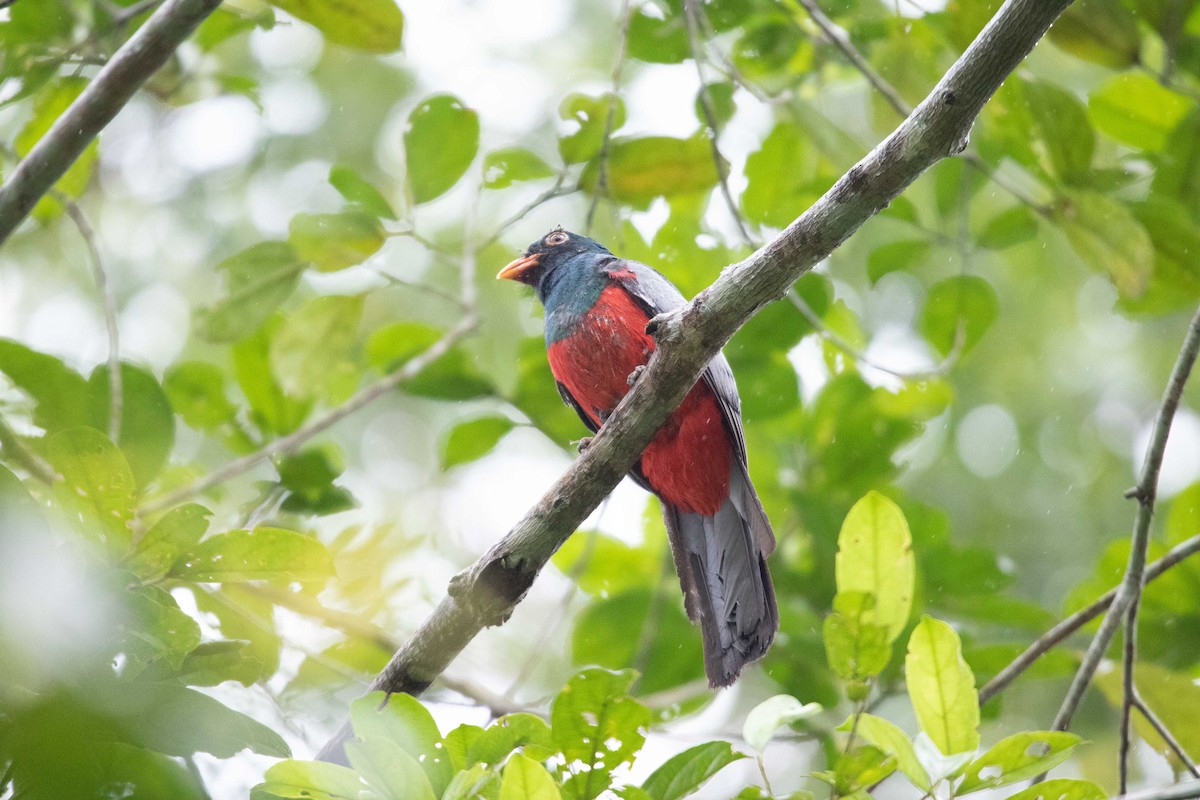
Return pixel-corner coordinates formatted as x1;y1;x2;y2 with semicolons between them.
498;228;778;687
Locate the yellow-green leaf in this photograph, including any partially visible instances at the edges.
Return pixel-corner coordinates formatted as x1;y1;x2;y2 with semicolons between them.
958;732;1083;793
1002;779;1106;800
46;427;136;549
1056;191;1153;299
171;527;334;582
839;714;930;792
1089;73;1193;152
905;616;980;756
834;491;915;643
581;136;722;208
289;212;385;272
269;0;403;53
500;753;562;800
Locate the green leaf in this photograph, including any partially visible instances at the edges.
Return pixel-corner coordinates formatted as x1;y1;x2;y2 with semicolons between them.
742;122;820;228
1055;191;1153;298
172;527;334;582
905;616;980;756
289;212;385;272
742;694;822;751
127;503;212;582
405;95;480;204
443;764;501;800
641;741;745;800
255;760;366;800
816;745;896;795
329;165;397;219
366;322;444;372
269;294;364;402
88;363;175;487
350;692;453;796
0;339;90;432
867;240;931;284
1096;662;1200;761
483;147;555;189
570;588;705;696
142;640;263;687
405;348;493;400
559;93;625;164
1001;779;1106;800
500;753;562;800
841;714;930;792
1047;0;1140;67
978;206;1038;249
120;585;202;671
628;0;689;64
346;738;436;800
582;136;720;208
16;78;97;215
958;731;1083;793
268;0;403;53
835;491;914;643
199;242;305;343
919;276;999;358
1023;80;1094;184
553;530;657;596
277;448;356;516
823;592;892;682
551;669;650;800
466;712;554;766
694;82;736;129
46;427;136;548
164;361;239;430
121;682;290;757
441;416;515;468
233;318;314;435
1089;73;1194;153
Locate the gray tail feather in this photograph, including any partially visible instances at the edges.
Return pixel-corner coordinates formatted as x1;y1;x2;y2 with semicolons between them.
662;462;778;687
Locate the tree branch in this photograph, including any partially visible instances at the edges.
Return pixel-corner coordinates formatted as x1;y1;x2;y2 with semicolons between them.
978;532;1200;705
316;0;1075;763
0;415;58;485
1112;779;1200;800
1050;303;1200;736
0;0;223;246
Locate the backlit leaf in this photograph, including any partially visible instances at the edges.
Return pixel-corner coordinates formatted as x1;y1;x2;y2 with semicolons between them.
268;0;403;53
905;617;980;756
581;136;721;208
172;527;334;582
441;416;515;468
199;242;305;343
500;753;562;800
289;212;385;272
329;165;397;219
405;95;480;204
835;491;914;643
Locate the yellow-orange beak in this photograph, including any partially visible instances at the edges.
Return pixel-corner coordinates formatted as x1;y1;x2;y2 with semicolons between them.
497;253;540;281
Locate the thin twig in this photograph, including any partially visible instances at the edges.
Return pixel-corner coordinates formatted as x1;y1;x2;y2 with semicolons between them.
683;0;755;248
1120;593;1140;793
1131;692;1200;779
1111;779;1200;800
584;0;636;234
784;0;911;117
0;0;224;245
371;270;468;309
137;314;477;517
241;583;400;652
480;173;573;251
0;415;58;484
979;532;1200;704
1049;304;1200;740
59;195;122;442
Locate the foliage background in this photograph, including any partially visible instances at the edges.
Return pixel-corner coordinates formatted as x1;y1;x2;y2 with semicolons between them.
2;0;1200;797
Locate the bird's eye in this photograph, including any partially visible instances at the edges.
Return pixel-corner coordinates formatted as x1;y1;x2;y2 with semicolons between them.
544;231;569;246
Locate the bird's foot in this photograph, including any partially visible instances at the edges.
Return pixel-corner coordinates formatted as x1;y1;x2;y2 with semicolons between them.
574;436;594;453
626;364;646;386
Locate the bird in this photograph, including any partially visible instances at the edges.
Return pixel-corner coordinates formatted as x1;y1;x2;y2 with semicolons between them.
498;227;778;687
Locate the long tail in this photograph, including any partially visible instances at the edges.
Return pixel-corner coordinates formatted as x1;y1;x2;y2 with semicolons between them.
662;462;778;687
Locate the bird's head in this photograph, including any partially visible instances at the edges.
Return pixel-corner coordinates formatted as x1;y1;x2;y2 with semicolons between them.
496;228;611;294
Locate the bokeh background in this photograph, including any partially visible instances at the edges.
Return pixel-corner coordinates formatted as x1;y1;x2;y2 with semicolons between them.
3;0;1200;796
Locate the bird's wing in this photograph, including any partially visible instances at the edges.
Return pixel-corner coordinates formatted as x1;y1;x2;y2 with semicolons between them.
555;377;655;493
602;258;750;466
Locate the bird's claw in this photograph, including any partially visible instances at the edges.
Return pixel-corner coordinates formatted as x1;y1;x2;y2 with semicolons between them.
627;365;646;386
574;436;594;453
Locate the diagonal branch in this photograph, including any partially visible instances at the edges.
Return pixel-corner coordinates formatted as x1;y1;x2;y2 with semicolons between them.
0;0;223;246
978;532;1200;705
1049;303;1200;737
316;0;1076;763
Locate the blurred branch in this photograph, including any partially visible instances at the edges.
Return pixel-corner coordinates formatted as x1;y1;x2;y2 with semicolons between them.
481;173;573;251
138;313;477;517
1131;692;1200;778
1049;304;1200;741
1120;593;1141;792
783;0;910;117
584;0;636;234
58;195;122;442
979;531;1200;704
684;0;755;248
0;415;58;484
242;584;401;653
1112;779;1200;800
0;0;222;246
317;0;1076;764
